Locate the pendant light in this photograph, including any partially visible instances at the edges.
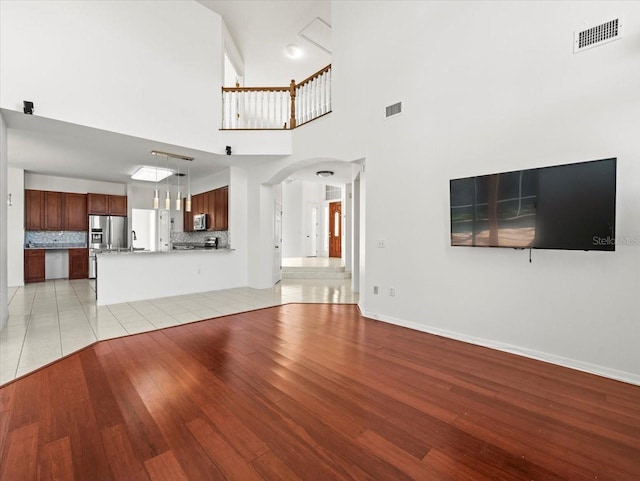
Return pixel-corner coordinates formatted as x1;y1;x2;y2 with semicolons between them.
186;161;192;212
153;152;159;209
175;158;182;211
165;153;171;210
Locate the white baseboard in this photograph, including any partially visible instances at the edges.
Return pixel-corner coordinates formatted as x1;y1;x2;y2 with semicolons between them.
359;308;640;387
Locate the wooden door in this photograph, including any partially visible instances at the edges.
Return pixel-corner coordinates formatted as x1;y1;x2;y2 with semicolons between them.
329;201;342;258
44;191;63;231
68;248;89;279
64;193;88;231
108;195;127;216
24;249;45;283
25;190;44;230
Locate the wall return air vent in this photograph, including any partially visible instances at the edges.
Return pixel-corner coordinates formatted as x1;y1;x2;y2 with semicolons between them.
385;101;402;119
574;17;623;53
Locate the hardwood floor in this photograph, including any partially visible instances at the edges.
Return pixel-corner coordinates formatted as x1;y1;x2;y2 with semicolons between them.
1;304;639;481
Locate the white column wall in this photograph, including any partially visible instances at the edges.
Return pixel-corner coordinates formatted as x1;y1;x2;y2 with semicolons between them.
282;182;304;258
7;168;24;286
334;1;640;383
0;112;8;329
0;0;223;152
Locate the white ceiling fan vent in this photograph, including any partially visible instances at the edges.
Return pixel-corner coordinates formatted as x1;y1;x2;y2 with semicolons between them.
574;17;623;53
385;102;402;119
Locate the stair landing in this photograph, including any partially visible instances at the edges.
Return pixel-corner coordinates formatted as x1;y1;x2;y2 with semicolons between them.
281;257;351;280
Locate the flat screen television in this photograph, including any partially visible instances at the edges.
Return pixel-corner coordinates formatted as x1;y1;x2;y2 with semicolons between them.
449;158;616;251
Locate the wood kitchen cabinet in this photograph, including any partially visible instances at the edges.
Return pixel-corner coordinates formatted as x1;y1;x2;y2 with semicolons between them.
24;249;45;283
193;193;205;215
87;193;108;215
25;189;44;230
44;191;64;231
68;248;89;279
181;187;228;232
88;193;127;216
108;195;127;216
63;193;88;231
214;186;228;230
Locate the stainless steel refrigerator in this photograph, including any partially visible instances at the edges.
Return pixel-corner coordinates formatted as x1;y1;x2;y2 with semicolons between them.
88;215;128;278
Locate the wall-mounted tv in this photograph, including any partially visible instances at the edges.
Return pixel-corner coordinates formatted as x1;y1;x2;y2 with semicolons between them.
449;158;616;251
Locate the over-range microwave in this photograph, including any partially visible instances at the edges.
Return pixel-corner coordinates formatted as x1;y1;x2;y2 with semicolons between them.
193;213;208;231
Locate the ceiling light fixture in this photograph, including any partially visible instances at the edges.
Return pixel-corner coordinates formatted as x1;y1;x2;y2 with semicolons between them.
175;158;182;211
285;44;303;59
186;162;192;212
131;166;172;182
316;170;334;178
165;154;171;210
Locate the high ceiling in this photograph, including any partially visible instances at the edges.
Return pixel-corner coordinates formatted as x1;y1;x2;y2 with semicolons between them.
5;0;338;187
198;0;331;86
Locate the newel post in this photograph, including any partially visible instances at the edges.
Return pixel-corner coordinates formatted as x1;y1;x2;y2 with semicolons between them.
289;79;297;129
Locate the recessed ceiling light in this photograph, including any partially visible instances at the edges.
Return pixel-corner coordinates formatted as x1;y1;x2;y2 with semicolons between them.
285;44;303;59
316;170;334;178
131;166;173;182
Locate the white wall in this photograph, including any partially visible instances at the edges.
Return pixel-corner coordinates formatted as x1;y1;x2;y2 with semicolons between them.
0;112;8;329
25;173;126;195
7;168;24;286
282;182;304;258
228;166;248;258
0;0;223;152
334;1;640;383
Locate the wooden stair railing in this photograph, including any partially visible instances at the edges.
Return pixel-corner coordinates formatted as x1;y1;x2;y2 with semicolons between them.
221;64;331;130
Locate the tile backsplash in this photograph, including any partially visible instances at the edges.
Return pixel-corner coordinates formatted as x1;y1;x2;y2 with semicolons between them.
171;230;229;247
25;231;87;248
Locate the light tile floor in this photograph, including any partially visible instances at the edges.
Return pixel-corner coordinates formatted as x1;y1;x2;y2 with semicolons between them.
282;257;344;268
0;276;358;385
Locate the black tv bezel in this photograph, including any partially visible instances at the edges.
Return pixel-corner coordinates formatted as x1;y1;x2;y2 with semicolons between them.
449;157;617;252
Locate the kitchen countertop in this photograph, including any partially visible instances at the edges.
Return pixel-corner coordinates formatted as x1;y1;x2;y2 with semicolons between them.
25;244;88;249
96;247;234;255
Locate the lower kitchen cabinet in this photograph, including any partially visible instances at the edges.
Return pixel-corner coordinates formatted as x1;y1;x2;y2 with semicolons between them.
69;248;89;279
24;249;45;283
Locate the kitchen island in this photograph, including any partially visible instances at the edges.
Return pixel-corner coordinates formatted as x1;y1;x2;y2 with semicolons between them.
95;248;244;306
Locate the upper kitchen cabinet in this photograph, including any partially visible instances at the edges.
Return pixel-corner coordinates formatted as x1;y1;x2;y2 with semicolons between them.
44;191;63;231
214;186;228;231
25;189;44;230
88;193;127;216
87;193;108;215
108;195;127;216
63;193;88;231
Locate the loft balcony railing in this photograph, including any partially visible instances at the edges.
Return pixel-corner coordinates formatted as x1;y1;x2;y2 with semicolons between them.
221;64;331;130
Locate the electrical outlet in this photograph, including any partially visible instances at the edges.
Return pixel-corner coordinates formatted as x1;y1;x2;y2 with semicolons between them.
377;240;386;248
373;286;379;295
389;288;395;297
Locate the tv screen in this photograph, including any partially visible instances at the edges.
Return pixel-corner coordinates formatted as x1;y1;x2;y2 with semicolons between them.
449;158;616;251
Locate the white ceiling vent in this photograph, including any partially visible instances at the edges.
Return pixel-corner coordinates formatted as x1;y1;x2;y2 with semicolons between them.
574;17;623;53
385;102;402;119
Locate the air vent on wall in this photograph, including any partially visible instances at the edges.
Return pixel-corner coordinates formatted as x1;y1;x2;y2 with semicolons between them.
385;102;402;119
574;17;623;53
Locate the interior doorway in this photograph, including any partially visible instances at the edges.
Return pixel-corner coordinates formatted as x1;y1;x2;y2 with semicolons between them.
329;201;342;258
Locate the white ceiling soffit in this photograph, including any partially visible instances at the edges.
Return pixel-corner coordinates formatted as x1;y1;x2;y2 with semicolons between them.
299;17;331;54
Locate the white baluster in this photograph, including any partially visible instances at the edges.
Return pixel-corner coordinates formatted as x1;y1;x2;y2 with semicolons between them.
320;74;326;115
222;91;227;129
260;91;265;129
327;69;332;112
